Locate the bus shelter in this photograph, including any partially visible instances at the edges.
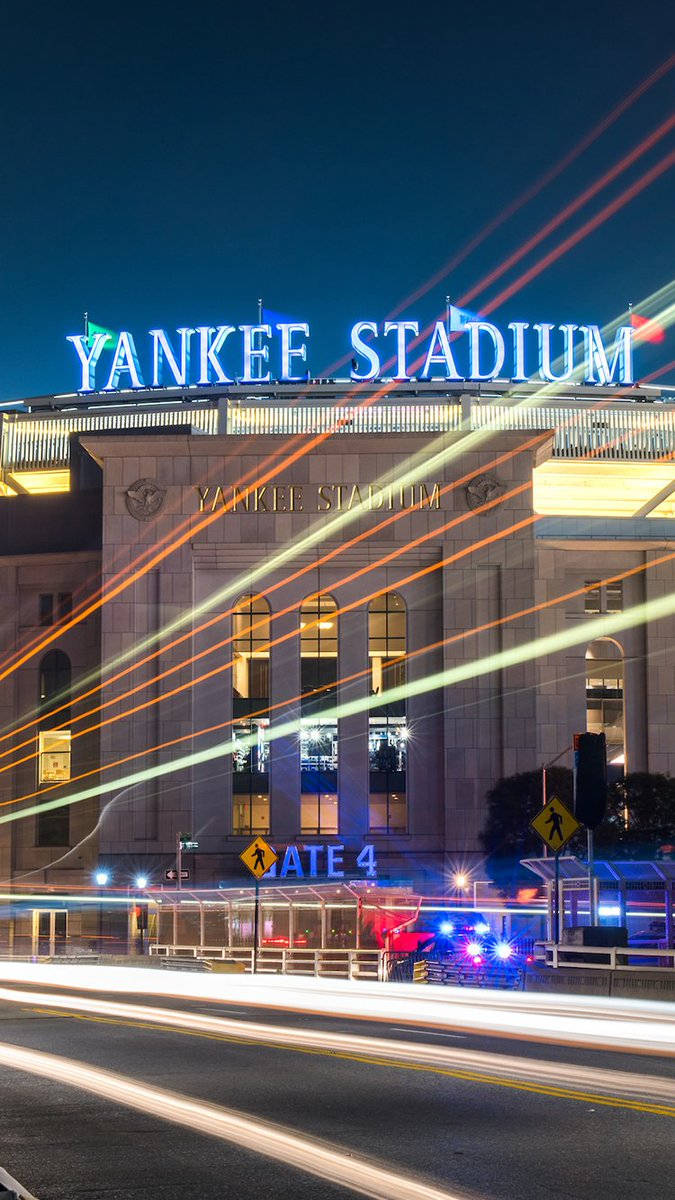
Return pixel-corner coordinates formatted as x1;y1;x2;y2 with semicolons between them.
521;857;675;947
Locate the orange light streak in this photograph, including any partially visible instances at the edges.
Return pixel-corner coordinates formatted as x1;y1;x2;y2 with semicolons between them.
2;133;671;686
0;433;551;751
0;487;535;777
6;551;673;812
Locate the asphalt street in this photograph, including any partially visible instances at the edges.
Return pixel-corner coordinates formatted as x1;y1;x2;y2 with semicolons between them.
0;982;672;1200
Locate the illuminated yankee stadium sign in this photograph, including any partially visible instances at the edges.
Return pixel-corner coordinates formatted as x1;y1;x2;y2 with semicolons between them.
66;309;634;393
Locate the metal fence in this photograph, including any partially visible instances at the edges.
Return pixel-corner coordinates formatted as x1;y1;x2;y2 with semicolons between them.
149;943;384;979
534;942;675;970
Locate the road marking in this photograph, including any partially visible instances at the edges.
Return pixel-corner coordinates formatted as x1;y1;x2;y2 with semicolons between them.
36;1008;675;1118
0;1039;476;1200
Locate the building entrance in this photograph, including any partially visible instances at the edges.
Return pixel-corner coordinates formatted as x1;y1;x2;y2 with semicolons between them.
32;909;67;956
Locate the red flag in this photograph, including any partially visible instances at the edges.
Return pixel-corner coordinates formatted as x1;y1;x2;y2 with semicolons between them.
630;312;665;343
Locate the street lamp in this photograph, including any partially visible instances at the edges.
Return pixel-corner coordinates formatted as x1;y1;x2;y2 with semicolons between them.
135;874;148;889
94;870;109;887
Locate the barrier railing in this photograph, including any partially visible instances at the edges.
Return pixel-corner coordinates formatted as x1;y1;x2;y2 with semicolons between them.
149;944;384;979
534;942;675;970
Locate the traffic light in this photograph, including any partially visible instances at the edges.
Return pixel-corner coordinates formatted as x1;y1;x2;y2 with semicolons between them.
573;732;607;829
134;904;148;931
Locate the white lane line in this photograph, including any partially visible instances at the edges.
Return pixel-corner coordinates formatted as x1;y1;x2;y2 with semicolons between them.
0;1041;467;1200
0;1163;39;1199
390;1028;466;1039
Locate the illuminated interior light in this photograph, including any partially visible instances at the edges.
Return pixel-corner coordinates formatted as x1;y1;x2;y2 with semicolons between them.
532;460;675;518
5;469;71;494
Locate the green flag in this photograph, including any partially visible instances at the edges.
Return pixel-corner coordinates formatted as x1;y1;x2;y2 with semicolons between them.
85;316;118;351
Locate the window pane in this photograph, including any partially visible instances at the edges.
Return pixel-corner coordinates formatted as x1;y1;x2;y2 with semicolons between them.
233;794;269;835
584;583;601;614
38;730;71;783
57;592;72;619
606;582;623;613
39;594;53;626
368;795;389;833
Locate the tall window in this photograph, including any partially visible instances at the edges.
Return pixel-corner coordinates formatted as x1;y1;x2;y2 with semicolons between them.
368;592;407;833
586;639;625;770
232;595;270;834
36;650;71;846
300;594;338;834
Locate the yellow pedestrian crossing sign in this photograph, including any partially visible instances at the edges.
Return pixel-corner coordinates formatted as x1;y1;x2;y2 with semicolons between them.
240;836;278;880
531;795;582;853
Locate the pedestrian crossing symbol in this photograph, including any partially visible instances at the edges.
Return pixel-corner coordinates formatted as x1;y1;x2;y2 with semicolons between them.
530;795;582;853
240;836;278;880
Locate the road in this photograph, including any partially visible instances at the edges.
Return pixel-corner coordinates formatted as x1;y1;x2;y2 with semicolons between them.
0;967;672;1200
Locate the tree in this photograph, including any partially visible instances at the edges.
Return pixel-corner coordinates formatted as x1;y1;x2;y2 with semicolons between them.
479;767;577;893
480;769;674;894
598;773;675;858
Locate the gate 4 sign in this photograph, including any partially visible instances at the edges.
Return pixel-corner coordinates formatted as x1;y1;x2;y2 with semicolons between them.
531;796;582;853
240;837;279;880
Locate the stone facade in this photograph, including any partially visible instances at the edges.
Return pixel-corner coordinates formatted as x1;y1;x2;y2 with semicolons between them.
0;423;673;911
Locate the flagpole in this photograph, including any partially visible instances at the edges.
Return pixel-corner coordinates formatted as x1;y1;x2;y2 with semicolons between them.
83;312;89;340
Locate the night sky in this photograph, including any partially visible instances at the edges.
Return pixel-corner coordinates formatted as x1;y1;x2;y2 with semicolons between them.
1;0;673;401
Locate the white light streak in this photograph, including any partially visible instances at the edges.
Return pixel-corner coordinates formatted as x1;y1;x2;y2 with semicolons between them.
0;1040;466;1200
0;965;673;1056
1;985;672;1106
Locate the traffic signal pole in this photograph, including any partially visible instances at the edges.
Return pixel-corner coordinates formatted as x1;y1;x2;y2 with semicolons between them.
176;832;182;892
542;745;571;942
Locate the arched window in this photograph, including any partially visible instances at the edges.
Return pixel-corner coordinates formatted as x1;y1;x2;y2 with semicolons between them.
368;592;407;833
39;650;71;713
232;596;270;835
300;594;338;835
37;650;72;846
586;638;625;772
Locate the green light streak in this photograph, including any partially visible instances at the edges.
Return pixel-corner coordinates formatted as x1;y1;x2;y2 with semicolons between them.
36;284;675;702
4;591;673;828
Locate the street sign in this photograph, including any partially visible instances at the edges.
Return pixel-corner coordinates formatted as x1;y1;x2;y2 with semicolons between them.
531;795;582;853
180;839;199;850
165;868;190;881
240;836;278;880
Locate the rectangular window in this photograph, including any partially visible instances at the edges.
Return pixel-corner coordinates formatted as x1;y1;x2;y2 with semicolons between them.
584;583;601;615
300;792;338;835
36;809;70;847
605;582;623;613
57;592;73;620
368;792;407;834
232;795;270;835
39;594;54;626
38;730;71;784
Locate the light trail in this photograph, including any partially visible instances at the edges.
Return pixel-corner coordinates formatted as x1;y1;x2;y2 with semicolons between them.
445;117;675;319
0;986;673;1110
0;144;671;693
378;56;675;325
478;149;675;315
2;366;668;785
0;966;673;1055
59;281;673;708
20;63;667;668
0;1040;464;1200
641;357;675;384
4;549;674;812
0;433;551;751
0;498;537;782
3;585;674;830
